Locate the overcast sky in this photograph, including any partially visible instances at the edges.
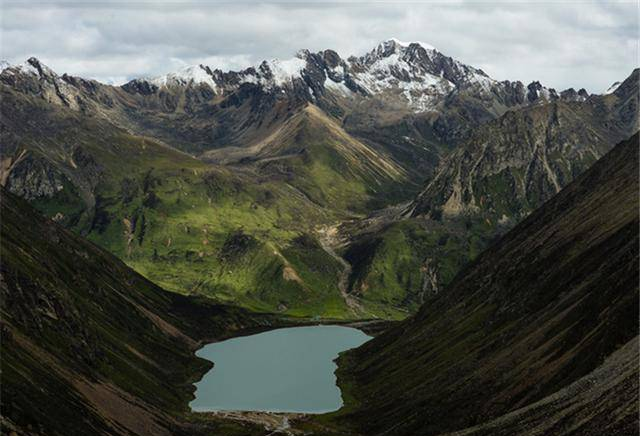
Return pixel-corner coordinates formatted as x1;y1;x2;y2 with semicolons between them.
1;0;637;92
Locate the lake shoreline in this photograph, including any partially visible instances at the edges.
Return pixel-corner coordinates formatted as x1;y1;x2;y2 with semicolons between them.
189;325;373;415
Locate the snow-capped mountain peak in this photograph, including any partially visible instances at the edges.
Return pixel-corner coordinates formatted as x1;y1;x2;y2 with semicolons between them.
118;39;516;113
257;57;307;88
2;57;58;79
0;57;85;110
126;39;492;109
364;38;437;66
147;64;217;90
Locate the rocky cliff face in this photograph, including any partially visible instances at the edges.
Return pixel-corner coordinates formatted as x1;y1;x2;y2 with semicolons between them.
408;69;639;220
335;133;639;436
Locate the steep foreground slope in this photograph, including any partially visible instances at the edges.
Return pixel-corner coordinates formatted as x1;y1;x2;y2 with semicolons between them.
333;134;639;436
0;190;280;436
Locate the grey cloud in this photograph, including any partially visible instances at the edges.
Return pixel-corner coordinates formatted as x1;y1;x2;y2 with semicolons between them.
1;0;637;92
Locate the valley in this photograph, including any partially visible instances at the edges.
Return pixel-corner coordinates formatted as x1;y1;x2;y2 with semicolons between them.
1;34;638;436
1;40;637;320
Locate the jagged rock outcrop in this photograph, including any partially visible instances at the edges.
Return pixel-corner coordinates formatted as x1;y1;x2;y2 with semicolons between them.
408;69;639;220
4;153;66;199
1;40;596;159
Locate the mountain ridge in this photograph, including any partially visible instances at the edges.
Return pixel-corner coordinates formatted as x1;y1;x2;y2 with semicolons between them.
2;39;585;101
1;44;637;318
1;38;596;126
332;132;639;436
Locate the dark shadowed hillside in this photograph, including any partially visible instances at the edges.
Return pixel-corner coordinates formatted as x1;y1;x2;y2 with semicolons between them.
333;133;639;436
0;190;279;436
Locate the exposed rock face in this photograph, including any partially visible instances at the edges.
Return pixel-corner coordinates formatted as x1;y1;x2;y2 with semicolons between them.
5;154;65;199
336;133;639;436
408;71;639;220
419;257;439;299
1;57;84;110
560;87;589;101
610;68;640;134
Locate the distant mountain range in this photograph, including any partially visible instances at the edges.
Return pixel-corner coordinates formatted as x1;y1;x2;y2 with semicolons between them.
1;40;637;317
1;38;607;161
124;38;588;112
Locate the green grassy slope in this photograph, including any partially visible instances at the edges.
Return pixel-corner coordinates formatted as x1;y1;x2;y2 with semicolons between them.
331;133;639;436
85;160;348;317
204;104;420;213
343;217;497;311
2;89;365;318
0;189;280;436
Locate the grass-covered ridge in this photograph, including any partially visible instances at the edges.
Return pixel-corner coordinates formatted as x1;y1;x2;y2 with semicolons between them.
2;89;412;318
343;217;498;311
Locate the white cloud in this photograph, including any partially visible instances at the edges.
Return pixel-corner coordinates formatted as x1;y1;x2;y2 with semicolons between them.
1;0;637;91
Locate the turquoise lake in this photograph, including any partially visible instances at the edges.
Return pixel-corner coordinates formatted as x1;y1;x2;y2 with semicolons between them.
190;325;372;413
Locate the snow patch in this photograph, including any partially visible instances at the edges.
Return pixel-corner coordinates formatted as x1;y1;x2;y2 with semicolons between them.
7;60;40;76
387;37;436;51
353;50;455;112
325;79;352;96
604;81;621;94
148;64;217;92
261;57;306;87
